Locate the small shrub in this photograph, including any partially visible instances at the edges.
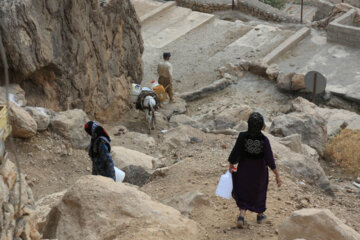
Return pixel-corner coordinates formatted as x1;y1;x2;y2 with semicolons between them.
259;0;287;9
325;129;360;176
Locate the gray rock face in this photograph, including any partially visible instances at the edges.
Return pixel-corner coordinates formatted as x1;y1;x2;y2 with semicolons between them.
0;160;40;239
270;112;327;156
0;0;143;122
50;109;90;149
268;135;331;193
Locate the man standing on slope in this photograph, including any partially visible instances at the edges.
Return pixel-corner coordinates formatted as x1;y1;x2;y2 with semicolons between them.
157;52;175;103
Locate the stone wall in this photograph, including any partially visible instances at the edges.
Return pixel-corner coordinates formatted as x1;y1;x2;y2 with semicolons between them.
0;157;40;239
327;9;360;48
328;0;360;8
176;0;233;13
0;0;144;123
176;0;299;22
305;0;335;20
236;0;299;23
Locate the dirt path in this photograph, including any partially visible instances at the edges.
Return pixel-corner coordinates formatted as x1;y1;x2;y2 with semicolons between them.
140;118;360;239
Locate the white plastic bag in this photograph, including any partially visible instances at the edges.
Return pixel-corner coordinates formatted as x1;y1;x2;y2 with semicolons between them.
215;170;233;199
115;167;125;182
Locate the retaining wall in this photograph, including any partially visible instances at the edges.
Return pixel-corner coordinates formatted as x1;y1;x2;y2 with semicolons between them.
176;0;299;22
327;9;360;48
236;0;299;23
305;0;335;20
176;0;233;13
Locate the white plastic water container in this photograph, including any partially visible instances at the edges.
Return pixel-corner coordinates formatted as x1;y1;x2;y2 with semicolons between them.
131;84;141;103
141;87;151;92
215;170;233;199
114;167;125;182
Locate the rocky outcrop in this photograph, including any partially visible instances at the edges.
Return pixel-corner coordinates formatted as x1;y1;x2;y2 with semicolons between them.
42;176;201;240
279;209;360;240
0;0;143;122
268;135;331;193
0;159;40;240
270;112;327;156
49;109;89;149
291;97;360;136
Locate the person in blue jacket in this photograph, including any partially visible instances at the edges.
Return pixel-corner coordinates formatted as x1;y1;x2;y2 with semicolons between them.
84;121;115;181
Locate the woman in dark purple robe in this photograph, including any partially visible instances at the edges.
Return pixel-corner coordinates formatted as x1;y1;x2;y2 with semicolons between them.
228;112;281;228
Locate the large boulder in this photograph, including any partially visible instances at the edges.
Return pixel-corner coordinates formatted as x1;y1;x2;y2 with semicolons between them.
270;112;327;156
42;176;201;240
213;105;252;130
111;146;155;170
268;135;331;193
8;103;37;138
49;109;89;149
292;97;360;136
111;146;157;186
34;191;66;234
279;209;360;240
24;106;52;131
0;0;143;122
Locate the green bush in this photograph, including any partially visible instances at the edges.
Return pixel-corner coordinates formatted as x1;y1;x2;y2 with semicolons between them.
260;0;286;9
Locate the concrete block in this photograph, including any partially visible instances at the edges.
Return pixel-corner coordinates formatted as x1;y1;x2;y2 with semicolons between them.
263;27;310;64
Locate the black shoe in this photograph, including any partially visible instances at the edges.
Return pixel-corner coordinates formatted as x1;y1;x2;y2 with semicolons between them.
257;214;267;224
237;216;245;228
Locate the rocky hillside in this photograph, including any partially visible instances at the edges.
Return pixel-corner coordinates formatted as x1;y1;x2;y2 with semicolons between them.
0;0;143;122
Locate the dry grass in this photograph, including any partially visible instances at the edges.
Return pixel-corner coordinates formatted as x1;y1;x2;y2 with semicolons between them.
325;129;360;176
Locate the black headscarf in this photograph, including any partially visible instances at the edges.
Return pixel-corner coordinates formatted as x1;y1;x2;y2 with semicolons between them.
243;112;265;158
84;121;111;158
228;112;266;164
